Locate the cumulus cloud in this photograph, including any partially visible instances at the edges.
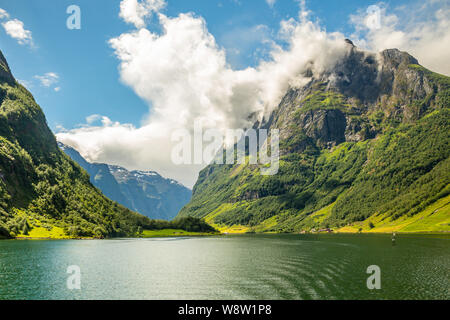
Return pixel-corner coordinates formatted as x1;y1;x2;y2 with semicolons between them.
0;8;9;19
34;72;59;88
350;1;450;76
266;0;276;7
57;0;450;187
85;114;103;125
1;18;32;45
119;0;166;28
57;4;349;187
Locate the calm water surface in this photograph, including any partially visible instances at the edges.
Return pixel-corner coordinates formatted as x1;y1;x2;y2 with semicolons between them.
0;234;448;300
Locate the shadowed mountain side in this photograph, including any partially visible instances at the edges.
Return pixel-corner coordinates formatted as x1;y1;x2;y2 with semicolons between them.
59;143;191;220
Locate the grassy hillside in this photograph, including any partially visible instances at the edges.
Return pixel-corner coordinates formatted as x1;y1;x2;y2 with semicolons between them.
179;51;450;234
0;71;155;238
59;142;192;221
0;50;163;239
0;50;217;240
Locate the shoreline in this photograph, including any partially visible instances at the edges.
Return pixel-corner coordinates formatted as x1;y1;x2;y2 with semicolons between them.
3;230;449;240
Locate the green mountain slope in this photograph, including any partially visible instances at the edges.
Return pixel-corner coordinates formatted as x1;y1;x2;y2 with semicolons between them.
178;45;450;233
59;142;191;220
0;50;152;239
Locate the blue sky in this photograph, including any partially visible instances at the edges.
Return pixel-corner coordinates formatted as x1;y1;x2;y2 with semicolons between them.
0;0;413;131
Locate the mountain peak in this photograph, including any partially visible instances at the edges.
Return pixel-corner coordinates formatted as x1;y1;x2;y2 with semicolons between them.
379;48;419;68
58;143;192;220
344;38;355;47
308;46;424;105
180;45;449;234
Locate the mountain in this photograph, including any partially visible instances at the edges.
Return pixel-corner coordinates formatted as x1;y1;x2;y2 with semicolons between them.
58;142;191;220
0;50;152;239
178;43;450;233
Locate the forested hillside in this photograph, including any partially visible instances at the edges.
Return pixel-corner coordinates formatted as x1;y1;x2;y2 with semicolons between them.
179;44;450;233
59;142;191;220
0;50;153;239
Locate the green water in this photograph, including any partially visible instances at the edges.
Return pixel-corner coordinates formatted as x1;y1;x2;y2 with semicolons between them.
0;234;448;300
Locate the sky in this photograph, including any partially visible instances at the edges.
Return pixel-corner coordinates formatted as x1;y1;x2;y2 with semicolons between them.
0;0;449;187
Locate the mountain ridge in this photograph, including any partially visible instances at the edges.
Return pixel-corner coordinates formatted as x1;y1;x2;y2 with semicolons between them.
58;142;191;220
178;45;450;233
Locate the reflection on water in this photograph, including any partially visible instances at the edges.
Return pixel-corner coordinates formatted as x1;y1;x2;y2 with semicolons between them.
0;234;448;299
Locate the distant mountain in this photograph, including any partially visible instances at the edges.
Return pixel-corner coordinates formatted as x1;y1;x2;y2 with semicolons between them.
58;143;191;220
178;44;450;234
0;50;151;239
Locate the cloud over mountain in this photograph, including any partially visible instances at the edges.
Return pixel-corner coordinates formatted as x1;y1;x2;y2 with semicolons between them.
57;0;450;188
350;1;450;75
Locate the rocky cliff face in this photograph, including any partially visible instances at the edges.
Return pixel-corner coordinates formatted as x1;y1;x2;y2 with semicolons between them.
59;143;191;220
265;44;439;151
0;51;14;85
178;43;450;233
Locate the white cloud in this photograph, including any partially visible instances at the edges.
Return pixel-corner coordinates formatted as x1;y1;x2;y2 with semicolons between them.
2;18;32;45
119;0;166;28
266;0;276;7
54;87;61;92
34;72;59;87
0;8;10;20
55;124;66;132
57;6;349;187
86;114;103;125
58;0;450;187
350;1;450;76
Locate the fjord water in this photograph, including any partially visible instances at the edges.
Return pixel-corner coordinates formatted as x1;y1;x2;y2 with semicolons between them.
0;234;448;300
